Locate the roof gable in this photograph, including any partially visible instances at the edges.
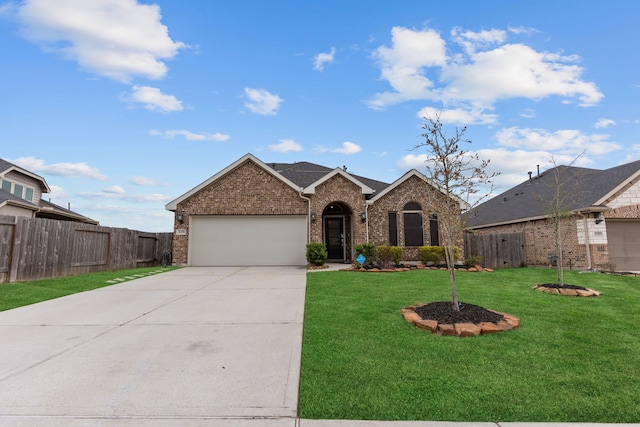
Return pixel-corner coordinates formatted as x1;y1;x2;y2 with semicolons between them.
0;158;50;193
303;168;375;195
367;169;469;210
165;153;303;211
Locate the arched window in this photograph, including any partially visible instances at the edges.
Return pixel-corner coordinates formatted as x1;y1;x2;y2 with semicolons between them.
403;202;423;246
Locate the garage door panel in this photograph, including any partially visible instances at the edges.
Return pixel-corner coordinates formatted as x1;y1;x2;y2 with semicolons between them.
190;216;307;266
606;220;640;272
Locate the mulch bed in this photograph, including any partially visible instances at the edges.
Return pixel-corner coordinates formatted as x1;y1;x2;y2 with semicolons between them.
415;301;505;324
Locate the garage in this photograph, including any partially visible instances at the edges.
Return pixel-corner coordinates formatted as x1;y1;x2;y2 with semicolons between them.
606;219;640;272
189;215;308;266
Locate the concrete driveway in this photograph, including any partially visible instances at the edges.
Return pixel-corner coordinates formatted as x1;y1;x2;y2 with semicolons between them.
0;267;306;426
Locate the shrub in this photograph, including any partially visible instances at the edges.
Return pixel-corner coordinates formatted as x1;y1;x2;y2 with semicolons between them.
377;245;393;269
418;246;461;265
355;243;376;267
418;246;443;265
305;243;328;266
465;254;483;266
390;246;403;266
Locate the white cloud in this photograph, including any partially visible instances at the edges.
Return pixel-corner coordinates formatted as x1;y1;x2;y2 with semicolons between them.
441;44;603;107
149;129;230;141
129;176;158;186
13;0;185;83
47;185;67;200
368;26;447;110
368;26;603;112
128;86;183;112
451;27;506;55
332;141;361;155
397;153;429;170
417;106;498;125
495;127;620;156
11;156;108;180
621;144;640;164
244;87;283;115
104;185;125;194
595;118;616;129
313;47;336;71
269;139;303;152
78;190;170;203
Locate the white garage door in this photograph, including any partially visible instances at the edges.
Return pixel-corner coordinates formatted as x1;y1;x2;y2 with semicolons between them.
606;220;640;272
189;215;307;266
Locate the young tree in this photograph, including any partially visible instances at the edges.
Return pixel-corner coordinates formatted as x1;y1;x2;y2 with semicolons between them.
541;153;585;286
414;115;498;311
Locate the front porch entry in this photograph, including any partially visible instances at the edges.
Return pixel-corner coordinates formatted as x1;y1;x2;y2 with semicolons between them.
322;202;352;262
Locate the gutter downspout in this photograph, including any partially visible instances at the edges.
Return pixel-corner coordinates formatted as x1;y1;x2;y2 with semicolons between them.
299;189;312;243
581;212;592;270
365;202;370;243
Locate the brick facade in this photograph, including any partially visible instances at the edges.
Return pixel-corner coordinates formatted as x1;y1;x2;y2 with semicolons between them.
170;157;464;265
367;175;453;260
172;160;308;264
472;216;610;269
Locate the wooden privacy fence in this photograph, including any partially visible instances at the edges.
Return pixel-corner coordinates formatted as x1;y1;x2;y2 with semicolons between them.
464;232;526;269
0;214;172;283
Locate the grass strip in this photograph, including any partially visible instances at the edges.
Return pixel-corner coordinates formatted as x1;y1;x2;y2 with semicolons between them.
0;267;179;312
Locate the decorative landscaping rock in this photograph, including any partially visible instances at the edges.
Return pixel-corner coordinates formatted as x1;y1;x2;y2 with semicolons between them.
532;283;601;297
401;303;519;337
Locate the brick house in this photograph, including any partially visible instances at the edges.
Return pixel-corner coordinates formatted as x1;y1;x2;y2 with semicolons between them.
165;153;466;266
466;159;640;272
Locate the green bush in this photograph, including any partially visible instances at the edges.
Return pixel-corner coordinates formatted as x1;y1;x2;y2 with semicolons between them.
377;245;393;268
390;246;403;265
355;243;376;266
465;254;483;266
305;243;328;266
418;246;460;265
418;246;443;265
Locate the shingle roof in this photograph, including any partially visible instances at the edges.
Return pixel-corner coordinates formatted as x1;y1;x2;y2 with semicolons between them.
0;188;39;209
466;159;640;228
270;161;391;195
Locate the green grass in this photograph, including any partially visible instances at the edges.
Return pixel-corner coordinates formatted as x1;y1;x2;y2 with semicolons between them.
0;267;179;312
299;268;640;422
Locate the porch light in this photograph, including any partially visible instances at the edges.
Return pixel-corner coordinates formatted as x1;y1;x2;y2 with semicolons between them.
360;211;367;223
311;212;316;223
177;210;184;224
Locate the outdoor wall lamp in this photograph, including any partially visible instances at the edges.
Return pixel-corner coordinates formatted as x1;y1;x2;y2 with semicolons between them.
311;212;316;223
177;210;184;224
360;211;367;223
595;212;604;224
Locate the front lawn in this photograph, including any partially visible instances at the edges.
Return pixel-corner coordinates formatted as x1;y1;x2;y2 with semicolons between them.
299;268;640;422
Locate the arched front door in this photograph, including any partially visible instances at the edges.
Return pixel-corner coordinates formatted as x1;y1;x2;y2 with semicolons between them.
323;202;351;261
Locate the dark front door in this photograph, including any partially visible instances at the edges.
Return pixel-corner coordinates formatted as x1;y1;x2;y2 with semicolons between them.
325;217;344;260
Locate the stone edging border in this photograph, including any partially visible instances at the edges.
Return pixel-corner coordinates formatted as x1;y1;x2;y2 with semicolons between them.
401;303;520;337
532;284;601;297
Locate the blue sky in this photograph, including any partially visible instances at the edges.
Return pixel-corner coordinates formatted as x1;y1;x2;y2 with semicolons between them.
2;0;639;232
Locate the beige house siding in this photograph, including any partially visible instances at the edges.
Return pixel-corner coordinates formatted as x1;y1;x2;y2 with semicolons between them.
2;170;43;202
172;160;308;264
0;204;36;218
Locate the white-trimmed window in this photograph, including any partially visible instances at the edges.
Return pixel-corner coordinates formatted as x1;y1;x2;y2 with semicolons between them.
1;179;35;202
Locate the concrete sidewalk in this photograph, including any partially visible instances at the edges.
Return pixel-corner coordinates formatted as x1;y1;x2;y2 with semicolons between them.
0;267;306;426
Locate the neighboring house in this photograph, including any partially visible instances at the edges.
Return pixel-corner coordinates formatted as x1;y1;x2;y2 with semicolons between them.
165;153;465;266
466;160;640;272
0;158;98;224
